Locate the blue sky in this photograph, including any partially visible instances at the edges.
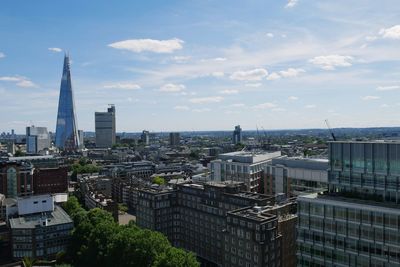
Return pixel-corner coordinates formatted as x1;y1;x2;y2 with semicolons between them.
2;0;400;133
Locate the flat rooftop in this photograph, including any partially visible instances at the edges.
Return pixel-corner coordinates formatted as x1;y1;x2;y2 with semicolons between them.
9;206;72;229
229;206;276;222
218;151;281;164
329;140;400;144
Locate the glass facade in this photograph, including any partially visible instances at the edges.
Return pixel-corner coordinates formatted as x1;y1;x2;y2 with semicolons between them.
55;54;80;151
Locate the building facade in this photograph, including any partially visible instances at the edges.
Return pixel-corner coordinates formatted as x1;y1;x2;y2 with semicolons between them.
210;151;281;193
26;126;50;154
55;54;80;151
169;132;180;146
0;161;33;198
264;157;328;197
297;141;400;267
95;105;116;148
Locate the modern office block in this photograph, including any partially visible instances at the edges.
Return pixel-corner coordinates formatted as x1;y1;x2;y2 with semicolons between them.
141;130;150;145
210;151;281;192
55;54;80;151
297;141;400;267
26;125;50;154
95;105;116;148
169;132;180;146
264;157;328;196
233;125;242;145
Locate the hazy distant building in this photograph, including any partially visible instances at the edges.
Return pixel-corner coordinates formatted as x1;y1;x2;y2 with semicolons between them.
169;132;180;146
141;130;150;145
95;105;116;148
7;141;15;155
26;125;50;154
55;54;80;151
78;130;84;149
232;125;242;144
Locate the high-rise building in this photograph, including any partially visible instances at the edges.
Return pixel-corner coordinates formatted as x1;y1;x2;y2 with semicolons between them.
169;132;180;146
26;125;50;154
78;130;84;149
141;130;150;145
298;141;400;266
55;54;80;151
233;125;242;144
95;105;116;148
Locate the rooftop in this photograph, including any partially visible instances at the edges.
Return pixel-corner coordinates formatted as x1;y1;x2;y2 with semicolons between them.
9;205;72;229
229;206;276;222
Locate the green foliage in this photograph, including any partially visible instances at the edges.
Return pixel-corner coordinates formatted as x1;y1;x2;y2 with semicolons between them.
63;196;199;267
71;160;100;175
234;143;245;151
118;203;128;213
22;257;37;267
14;150;26;157
153;176;166;185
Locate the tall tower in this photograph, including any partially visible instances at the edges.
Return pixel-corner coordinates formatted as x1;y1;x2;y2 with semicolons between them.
55;54;80;151
95;104;116;148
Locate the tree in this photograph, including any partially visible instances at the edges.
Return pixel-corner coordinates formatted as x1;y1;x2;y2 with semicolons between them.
153;247;199;267
153;176;166;185
14;150;25;157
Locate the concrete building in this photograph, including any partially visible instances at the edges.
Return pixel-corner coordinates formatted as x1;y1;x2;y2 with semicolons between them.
95;105;116;148
141;130;150;145
210;151;281;192
169;132;180;146
264;157;328;197
8;194;73;259
137;181;297;266
233;125;242;145
26;125;50;154
298;141;400;266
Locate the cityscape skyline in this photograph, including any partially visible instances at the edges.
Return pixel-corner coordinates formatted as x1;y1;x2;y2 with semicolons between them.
1;1;400;132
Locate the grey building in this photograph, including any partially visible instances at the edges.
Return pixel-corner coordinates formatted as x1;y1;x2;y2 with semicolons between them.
137;181;296;266
169;132;180;146
95;105;116;148
141;130;150;145
297;141;400;267
26;125;50;154
233;125;242;145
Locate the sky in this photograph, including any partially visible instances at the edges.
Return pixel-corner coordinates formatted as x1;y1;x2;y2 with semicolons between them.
2;0;400;133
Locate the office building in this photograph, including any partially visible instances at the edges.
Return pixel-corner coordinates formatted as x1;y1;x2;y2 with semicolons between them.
33;166;68;194
26;125;50;154
297;141;400;266
264;157;328;196
169;132;180;146
233;125;242;145
95;105;116;148
0;161;34;198
55;54;80;151
137;181;296;267
141;130;150;145
8;195;73;259
78;130;84;149
210;151;281;192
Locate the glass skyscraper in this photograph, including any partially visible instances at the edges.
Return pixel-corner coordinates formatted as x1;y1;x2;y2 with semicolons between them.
55;54;80;151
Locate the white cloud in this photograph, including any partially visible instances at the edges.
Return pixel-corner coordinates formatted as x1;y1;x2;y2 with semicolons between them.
192;108;211;112
285;0;298;8
279;68;305;77
189;96;223;104
171;56;191;63
288;96;298;101
159;83;185;92
379;25;400;40
48;47;62;53
214;57;227;61
245;83;262;87
365;36;377;42
103;82;141;90
309;55;353;70
230;68;268;81
361;95;380;101
0;52;5;58
211;71;225;78
272;108;286;112
376;85;400;91
266;33;274;38
228;103;246;108
174;105;190;110
266;72;281;81
253;102;277;109
220;89;239;95
0;76;37;88
305;104;316;109
108;38;184;53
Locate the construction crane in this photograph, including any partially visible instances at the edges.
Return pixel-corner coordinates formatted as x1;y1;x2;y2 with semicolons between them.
324;119;337;141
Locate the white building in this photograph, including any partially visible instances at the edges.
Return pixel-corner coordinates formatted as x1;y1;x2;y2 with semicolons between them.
210;151;281;192
26;125;50;154
95;105;116;148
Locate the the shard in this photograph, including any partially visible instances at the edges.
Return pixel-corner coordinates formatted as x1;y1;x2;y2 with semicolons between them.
55;54;80;151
